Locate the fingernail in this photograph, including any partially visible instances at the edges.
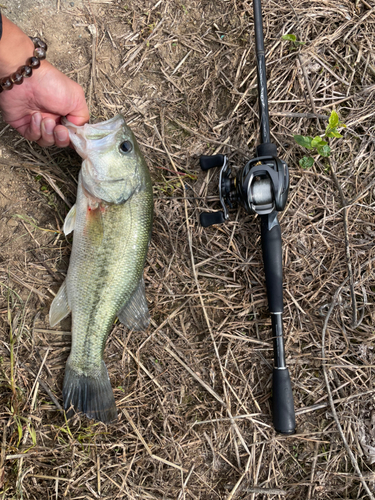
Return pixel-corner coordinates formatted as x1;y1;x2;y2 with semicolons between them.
42;118;55;135
54;128;68;143
32;113;42;128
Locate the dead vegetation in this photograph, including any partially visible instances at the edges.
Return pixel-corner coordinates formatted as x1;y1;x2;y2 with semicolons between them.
1;0;375;498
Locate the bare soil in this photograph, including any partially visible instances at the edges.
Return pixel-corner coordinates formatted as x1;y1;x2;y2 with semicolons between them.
1;0;375;499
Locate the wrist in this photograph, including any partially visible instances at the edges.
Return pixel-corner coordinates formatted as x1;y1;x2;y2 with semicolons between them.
0;16;35;78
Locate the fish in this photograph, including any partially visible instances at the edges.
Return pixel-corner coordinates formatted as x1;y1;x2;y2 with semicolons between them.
49;114;153;423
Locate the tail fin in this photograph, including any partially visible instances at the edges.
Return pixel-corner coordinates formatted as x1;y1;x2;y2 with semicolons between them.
63;360;117;424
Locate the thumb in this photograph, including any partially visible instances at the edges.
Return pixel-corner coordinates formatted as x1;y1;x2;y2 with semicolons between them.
65;109;90;127
65;112;89;127
65;89;90;126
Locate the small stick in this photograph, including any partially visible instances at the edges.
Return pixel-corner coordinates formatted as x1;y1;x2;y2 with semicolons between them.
307;441;319;499
88;24;97;113
225;485;287;495
171;50;192;75
225;455;252;500
97;454;101;496
177;465;195;500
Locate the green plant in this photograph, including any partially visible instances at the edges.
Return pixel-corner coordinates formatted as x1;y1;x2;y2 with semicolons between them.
281;34;305;47
294;110;346;169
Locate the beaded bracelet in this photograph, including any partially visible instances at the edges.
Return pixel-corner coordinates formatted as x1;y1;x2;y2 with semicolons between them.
0;37;47;93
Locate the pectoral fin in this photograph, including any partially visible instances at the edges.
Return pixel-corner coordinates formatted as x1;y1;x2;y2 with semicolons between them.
86;206;104;245
118;277;150;331
49;280;71;327
63;205;77;235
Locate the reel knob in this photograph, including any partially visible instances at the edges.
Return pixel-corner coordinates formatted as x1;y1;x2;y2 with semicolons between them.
200;211;225;227
200;155;225;171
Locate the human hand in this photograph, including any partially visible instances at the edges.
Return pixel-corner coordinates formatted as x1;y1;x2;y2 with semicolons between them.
0;60;89;147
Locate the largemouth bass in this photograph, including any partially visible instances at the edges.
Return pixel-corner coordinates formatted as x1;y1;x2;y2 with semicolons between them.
49;115;153;423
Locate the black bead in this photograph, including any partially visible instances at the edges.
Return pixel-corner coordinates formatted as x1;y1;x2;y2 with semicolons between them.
38;40;48;51
11;72;23;85
1;77;13;90
30;36;41;47
28;57;41;69
19;65;33;78
34;47;46;60
30;37;47;51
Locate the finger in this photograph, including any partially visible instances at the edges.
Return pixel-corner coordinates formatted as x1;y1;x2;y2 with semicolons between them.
23;112;43;142
54;125;70;148
66;86;90;126
37;117;56;147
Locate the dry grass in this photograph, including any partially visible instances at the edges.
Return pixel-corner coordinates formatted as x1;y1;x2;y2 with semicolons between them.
1;0;375;498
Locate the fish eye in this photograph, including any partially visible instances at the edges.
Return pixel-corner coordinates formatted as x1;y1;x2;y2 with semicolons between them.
119;140;133;154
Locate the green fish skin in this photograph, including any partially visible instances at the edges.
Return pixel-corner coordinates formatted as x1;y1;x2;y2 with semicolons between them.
49;115;153;423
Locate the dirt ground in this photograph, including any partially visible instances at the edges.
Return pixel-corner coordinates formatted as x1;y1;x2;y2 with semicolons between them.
1;0;375;499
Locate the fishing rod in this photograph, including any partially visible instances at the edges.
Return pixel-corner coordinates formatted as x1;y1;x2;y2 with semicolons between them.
199;0;296;434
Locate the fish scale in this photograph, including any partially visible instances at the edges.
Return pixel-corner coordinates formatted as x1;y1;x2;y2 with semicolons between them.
49;115;153;423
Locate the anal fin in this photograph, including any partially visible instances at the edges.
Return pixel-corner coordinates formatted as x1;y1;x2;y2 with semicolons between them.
49;280;71;327
118;277;150;331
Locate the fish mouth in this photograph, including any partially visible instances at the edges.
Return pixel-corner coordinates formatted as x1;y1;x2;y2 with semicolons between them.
62;115;127;159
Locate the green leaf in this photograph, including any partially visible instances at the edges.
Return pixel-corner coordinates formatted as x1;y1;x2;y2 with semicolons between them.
299;156;314;169
295;41;306;45
317;144;331;157
282;34;296;42
311;136;325;147
294;135;314;149
338;122;347;128
329;110;339;129
329;131;342;138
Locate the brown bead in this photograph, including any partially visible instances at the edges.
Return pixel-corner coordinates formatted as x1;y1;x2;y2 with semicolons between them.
30;37;47;51
34;47;46;60
1;77;13;91
28;57;41;69
38;40;47;51
19;65;33;78
30;36;41;47
11;72;23;85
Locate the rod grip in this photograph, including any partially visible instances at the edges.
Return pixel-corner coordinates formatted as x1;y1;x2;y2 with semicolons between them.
272;368;296;434
260;215;283;313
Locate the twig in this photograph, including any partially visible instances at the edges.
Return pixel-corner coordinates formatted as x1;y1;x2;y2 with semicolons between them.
224;485;287;495
88;24;98;113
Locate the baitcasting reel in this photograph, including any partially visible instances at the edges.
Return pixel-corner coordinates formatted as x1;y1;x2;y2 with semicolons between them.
200;145;289;228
